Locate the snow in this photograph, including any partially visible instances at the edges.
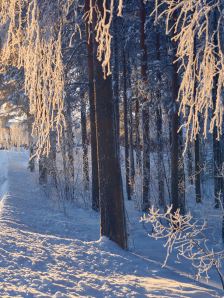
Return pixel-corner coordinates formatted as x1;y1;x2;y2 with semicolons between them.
0;150;223;297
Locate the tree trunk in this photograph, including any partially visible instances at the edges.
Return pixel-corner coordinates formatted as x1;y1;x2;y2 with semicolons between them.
81;93;89;191
170;14;185;214
48;130;57;188
140;0;150;211
112;10;120;147
61;130;70;200
123;51;131;200
212;8;224;209
29;146;35;172
155;29;165;208
156;107;165;208
60;96;75;201
170;70;186;214
187;144;194;185
195;136;202;203
85;7;99;211
213;132;223;208
39;156;47;185
127;54;135;196
178;131;186;214
191;33;202;204
129;95;135;196
65;101;75;200
135;98;142;171
171;108;179;212
142;104;150;211
92;0;127;249
28;118;35;172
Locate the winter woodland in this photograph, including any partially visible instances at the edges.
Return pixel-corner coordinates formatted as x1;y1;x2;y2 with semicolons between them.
0;0;224;297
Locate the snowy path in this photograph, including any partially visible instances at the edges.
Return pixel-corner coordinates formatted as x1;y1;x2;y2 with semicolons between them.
0;151;223;297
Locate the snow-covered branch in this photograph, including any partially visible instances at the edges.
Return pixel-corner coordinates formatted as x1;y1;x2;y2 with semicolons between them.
154;0;224;146
142;206;224;288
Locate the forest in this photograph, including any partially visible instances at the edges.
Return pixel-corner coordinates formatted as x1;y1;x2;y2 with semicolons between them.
0;0;224;297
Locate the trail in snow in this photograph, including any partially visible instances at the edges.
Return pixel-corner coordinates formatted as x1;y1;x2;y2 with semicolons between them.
0;150;223;297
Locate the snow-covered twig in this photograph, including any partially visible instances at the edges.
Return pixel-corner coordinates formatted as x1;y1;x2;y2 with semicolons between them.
141;206;224;289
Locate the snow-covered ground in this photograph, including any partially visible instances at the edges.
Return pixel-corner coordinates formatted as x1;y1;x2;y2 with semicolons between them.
0;150;223;297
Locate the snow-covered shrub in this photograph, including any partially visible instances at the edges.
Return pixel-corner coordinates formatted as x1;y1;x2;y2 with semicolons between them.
141;206;224;289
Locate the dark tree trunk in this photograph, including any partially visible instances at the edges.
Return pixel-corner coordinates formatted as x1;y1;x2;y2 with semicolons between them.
94;61;127;249
142;104;150;211
29;146;35;172
64;100;75;200
123;51;131;200
81;94;90;191
48;130;57;188
170;66;186;214
156;107;165;208
92;0;127;249
56;82;75;200
171;108;179;212
213;132;223;208
62;130;70;200
39;156;47;185
170;14;185;214
140;0;150;211
195;136;202;203
155;29;165;208
112;11;120;147
191;33;202;203
187;144;194;185
135;98;142;171
28;118;35;172
129;96;135;196
127;54;135;195
212;8;224;209
178;131;186;214
85;5;99;211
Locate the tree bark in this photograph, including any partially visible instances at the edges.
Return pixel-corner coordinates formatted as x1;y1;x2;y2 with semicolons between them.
195;137;202;203
155;29;165;208
112;11;120;147
142;104;150;211
81;94;90;191
92;0;127;249
187;144;194;185
140;0;150;211
170;14;185;214
123;51;131;200
48;130;57;188
129;95;135;196
39;156;47;185
59;93;75;201
171;107;179;212
65;100;75;200
156;107;165;208
27;118;35;172
212;8;224;208
135;98;142;171
85;5;100;211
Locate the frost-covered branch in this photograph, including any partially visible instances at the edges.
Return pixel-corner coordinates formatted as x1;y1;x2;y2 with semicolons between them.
0;0;70;157
141;206;224;288
154;0;224;146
